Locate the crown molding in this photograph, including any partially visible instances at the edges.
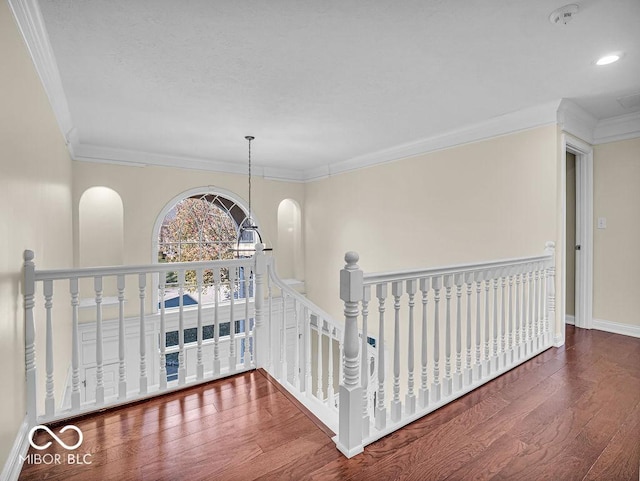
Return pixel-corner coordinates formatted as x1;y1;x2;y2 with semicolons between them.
557;99;598;144
593;111;640;144
73;143;307;182
302;101;561;181
8;0;75;146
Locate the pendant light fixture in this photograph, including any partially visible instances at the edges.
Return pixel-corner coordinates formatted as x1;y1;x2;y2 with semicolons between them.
236;135;266;256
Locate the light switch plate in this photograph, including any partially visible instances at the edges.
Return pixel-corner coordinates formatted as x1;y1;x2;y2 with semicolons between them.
597;217;607;229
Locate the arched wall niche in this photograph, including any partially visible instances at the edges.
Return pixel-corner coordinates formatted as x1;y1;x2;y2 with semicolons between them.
79;186;124;267
277;198;304;281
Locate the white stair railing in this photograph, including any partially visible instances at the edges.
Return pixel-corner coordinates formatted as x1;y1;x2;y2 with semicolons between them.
23;249;259;425
23;244;344;435
263;257;343;433
23;242;556;460
337;242;556;457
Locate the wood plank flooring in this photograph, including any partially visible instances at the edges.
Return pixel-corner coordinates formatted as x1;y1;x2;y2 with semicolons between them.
19;325;640;481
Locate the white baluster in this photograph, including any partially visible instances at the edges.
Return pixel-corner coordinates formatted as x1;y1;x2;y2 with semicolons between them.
375;283;387;430
406;279;417;414
499;269;507;369
464;272;474;386
337;252;363;458
474;272;483;380
418;278;430;408
490;272;499;373
316;322;323;400
431;276;442;403
339;336;344;397
177;270;186;385
281;293;287;382
540;262;548;340
453;274;463;392
507;267;515;364
545;242;556;345
527;267;535;354
267;271;273;372
244;269;251;369
305;307;312;396
23;251;38;424
293;298;300;386
531;264;541;351
521;266;528;357
138;273;148;394
538;261;544;342
328;327;335;405
213;267;221;375
70;277;81;410
361;285;371;437
94;276;104;405
44;279;55;417
196;269;204;380
482;272;491;375
443;275;453;396
254;244;267;368
391;281;402;422
515;268;522;360
229;267;237;372
159;274;167;391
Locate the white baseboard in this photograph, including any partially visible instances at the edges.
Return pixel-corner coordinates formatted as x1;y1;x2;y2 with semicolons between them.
565;315;575;326
593;318;640;339
0;417;29;481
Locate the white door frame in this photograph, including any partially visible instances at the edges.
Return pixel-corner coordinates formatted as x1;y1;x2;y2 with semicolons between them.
561;133;594;332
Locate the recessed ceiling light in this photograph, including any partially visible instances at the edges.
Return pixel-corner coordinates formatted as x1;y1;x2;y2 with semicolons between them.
596;54;621;66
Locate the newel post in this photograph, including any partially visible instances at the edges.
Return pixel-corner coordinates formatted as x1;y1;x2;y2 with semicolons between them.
23;250;37;427
336;252;364;458
254;243;267;368
544;241;556;346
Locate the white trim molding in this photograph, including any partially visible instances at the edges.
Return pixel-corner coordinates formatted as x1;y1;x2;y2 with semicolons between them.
7;0;74;146
565;315;575;325
593;111;640;144
593;319;640;339
562;134;594;332
558;100;598;144
304;101;562;181
0;417;29;481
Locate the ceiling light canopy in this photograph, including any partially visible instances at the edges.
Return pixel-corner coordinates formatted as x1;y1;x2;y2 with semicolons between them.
596;54;621;66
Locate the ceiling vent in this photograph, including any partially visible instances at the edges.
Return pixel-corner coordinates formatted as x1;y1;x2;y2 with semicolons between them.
617;92;640;110
549;4;579;25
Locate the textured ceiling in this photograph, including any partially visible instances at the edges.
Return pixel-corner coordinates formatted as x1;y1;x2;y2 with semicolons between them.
38;0;640;173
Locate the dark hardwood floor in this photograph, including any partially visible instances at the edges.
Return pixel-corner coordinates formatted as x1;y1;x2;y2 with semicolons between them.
19;325;640;481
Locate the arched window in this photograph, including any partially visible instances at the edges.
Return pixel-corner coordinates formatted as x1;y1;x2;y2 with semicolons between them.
157;192;257;263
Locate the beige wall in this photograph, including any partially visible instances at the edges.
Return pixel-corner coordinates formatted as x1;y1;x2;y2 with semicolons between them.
305;125;559;321
593;138;640;328
0;2;74;470
72;161;305;274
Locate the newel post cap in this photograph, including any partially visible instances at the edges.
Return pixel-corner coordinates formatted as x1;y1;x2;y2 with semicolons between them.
545;241;556;253
340;252;363;303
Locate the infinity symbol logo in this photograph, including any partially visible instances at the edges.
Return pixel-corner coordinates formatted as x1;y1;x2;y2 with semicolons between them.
28;425;83;451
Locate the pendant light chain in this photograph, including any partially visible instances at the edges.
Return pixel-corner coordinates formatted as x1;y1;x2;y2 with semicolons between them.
245;135;255;226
